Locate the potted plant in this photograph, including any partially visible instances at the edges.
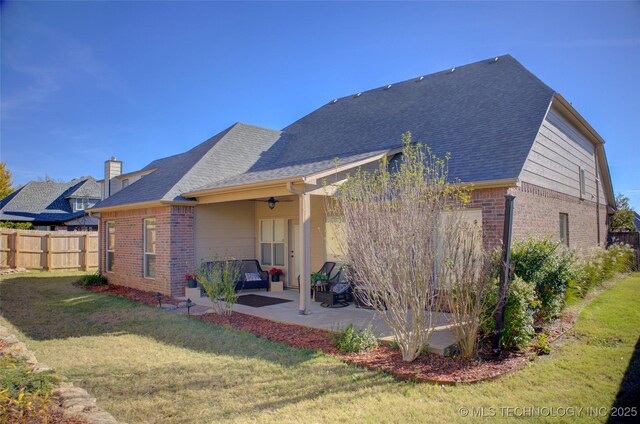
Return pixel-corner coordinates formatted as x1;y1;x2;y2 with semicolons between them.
185;273;198;288
268;267;284;282
311;271;328;284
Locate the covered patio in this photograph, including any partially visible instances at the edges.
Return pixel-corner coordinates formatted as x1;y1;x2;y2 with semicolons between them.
180;288;459;355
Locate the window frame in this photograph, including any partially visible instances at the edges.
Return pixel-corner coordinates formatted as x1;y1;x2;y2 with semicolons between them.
579;167;586;199
559;213;569;247
259;219;285;267
143;218;156;279
106;221;115;273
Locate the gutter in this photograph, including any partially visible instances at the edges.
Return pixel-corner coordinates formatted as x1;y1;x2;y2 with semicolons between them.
183;176;306;198
89;199;197;214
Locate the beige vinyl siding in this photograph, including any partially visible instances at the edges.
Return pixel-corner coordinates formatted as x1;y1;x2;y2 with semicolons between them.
194;201;256;262
520;106;606;204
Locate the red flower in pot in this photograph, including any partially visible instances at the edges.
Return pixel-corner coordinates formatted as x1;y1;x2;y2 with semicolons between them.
268;268;284;282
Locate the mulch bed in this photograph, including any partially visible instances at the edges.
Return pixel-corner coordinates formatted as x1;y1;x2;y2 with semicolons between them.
82;283;181;307
80;283;569;385
195;310;532;384
196;311;340;354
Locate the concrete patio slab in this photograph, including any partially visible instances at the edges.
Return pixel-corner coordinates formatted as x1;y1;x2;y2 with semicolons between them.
177;289;459;355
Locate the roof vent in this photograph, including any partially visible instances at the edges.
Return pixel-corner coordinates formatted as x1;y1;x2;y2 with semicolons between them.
417;76;424;82
354;92;362;98
491;57;499;63
449;68;455;73
331;99;338;104
384;84;392;90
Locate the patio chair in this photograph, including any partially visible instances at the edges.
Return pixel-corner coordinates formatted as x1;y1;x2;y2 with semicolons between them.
200;259;269;293
316;266;352;308
298;261;336;296
238;260;269;291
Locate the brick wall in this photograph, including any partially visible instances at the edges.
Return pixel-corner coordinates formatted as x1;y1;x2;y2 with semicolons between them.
468;187;509;250
99;205;195;296
468;182;607;252
510;182;607;250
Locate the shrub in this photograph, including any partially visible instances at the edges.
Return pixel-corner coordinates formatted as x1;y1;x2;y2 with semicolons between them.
196;260;240;316
481;276;537;351
510;238;577;322
531;333;551;355
0;355;59;422
0;221;33;229
439;219;490;360
569;243;636;298
330;133;474;362
332;324;378;353
82;272;107;286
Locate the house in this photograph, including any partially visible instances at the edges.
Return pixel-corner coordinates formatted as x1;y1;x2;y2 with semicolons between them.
89;55;615;314
0;177;102;231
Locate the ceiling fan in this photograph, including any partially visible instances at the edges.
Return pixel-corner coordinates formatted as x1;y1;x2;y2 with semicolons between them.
252;196;294;210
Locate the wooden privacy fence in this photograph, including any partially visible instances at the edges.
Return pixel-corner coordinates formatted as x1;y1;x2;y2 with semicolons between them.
0;229;99;271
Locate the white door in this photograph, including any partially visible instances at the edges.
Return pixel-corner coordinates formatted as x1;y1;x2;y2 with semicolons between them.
288;221;300;288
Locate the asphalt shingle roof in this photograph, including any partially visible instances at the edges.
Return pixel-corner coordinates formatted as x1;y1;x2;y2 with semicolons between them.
277;54;554;184
92;54;556;209
93;123;283;208
0;177;101;223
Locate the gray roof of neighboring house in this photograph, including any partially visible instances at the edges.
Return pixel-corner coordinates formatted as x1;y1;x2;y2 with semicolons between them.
634;212;640;231
92;55;557;209
0;177;100;223
65;177;102;199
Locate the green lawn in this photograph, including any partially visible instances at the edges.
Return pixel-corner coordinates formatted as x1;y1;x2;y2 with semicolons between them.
1;272;638;423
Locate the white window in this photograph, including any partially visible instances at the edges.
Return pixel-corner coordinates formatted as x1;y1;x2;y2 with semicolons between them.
559;213;569;247
106;221;115;272
144;219;156;278
72;198;99;211
122;179;129;188
579;167;586;198
325;217;345;261
259;219;285;266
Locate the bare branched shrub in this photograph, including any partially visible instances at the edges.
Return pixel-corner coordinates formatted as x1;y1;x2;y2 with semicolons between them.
329;133;480;362
438;216;490;360
196;260;240;316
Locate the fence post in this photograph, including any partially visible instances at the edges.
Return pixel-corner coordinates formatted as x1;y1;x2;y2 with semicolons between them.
45;234;52;271
13;231;20;268
83;234;89;271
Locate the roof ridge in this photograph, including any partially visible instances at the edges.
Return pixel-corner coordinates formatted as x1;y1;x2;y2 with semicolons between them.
159;123;241;200
282;54;516;131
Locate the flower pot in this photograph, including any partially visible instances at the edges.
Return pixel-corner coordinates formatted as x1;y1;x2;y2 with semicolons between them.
271;274;280;282
187;279;198;288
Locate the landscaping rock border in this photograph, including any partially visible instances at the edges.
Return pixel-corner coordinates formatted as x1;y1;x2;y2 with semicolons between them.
0;324;124;424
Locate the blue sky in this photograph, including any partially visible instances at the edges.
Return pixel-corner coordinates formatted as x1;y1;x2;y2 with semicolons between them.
2;1;639;209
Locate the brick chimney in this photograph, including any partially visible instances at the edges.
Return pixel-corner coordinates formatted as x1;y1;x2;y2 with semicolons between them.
103;156;123;199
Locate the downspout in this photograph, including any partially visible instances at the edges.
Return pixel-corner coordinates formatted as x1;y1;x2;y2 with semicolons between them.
286;182;304;195
595;153;601;246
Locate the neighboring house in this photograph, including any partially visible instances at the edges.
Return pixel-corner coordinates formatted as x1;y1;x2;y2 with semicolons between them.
635;212;640;231
0;177;102;231
90;55;615;314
